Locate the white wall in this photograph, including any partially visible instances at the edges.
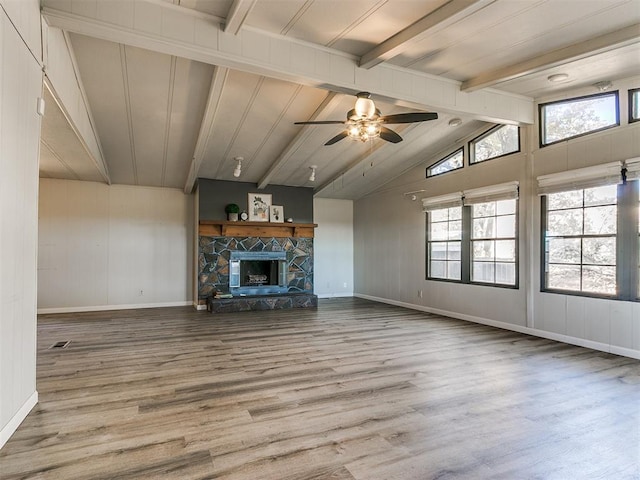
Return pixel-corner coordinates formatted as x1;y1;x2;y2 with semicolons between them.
355;77;640;359
38;179;194;312
0;0;42;449
314;198;354;298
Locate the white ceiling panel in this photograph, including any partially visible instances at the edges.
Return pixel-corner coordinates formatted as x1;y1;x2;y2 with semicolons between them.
41;0;639;200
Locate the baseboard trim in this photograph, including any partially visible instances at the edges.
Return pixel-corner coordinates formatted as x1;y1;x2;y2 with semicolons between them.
37;301;192;315
354;293;640;360
316;293;354;299
0;391;38;450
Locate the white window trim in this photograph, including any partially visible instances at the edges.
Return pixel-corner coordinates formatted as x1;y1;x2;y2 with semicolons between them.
422;192;463;212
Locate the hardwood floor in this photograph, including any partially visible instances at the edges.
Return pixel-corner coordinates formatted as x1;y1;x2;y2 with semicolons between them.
1;298;639;479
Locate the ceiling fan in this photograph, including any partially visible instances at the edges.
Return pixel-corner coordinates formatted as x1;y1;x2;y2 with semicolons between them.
295;92;438;145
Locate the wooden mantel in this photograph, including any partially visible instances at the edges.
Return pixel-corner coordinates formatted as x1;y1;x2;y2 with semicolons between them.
199;220;317;238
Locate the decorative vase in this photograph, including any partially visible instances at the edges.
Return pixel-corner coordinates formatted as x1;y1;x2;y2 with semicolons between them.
228;212;239;222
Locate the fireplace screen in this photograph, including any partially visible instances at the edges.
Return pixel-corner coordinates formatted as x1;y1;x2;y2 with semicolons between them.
229;251;288;295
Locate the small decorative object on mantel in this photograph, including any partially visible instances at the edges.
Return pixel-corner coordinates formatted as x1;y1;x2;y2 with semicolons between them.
286;218;293;223
248;193;271;222
240;211;248;221
270;205;284;223
225;203;240;221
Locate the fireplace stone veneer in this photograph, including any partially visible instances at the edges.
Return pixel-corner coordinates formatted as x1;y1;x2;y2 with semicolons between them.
198;235;314;303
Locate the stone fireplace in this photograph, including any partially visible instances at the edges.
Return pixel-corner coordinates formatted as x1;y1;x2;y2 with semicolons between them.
197;220;316;307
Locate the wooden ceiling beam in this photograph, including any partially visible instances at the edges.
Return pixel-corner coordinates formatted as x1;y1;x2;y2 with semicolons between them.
224;0;257;35
359;0;494;70
184;66;229;194
461;23;640;92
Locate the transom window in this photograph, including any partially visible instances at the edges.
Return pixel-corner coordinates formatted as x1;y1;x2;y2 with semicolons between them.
630;88;639;123
544;185;617;295
539;91;619;147
470;125;520;164
427;148;464;177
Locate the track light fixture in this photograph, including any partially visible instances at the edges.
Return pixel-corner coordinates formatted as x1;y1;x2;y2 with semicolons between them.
233;157;243;178
309;165;317;182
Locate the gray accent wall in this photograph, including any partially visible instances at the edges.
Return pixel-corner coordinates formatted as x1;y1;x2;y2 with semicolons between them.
198;179;314;223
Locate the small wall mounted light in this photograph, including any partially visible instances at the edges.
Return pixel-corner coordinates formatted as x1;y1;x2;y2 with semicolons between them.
593;80;613;92
309;165;317;182
233;157;243;178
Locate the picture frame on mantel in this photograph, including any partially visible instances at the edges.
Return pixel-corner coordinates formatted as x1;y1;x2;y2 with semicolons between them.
270;205;284;223
248;193;271;222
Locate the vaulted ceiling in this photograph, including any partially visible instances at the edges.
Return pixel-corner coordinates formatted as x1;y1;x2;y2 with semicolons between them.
40;0;640;199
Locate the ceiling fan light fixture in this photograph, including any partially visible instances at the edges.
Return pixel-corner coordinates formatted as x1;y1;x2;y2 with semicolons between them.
354;92;375;119
233;156;243;177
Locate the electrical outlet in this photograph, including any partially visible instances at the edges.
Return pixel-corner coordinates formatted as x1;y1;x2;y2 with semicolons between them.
418;290;423;298
139;289;144;296
343;282;347;288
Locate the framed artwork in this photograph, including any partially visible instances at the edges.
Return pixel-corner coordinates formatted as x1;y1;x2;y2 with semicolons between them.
248;193;271;222
270;205;284;223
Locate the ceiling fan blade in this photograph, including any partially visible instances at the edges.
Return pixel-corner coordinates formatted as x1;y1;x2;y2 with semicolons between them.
294;120;345;125
379;126;403;143
325;131;348;145
379;112;438;124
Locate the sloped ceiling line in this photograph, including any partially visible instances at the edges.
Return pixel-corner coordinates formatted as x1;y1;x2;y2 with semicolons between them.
257;91;342;189
184;66;229;194
40;139;81;180
213;76;265;179
120;44;138;184
161;56;178;186
281;0;314;36
61;30;111;183
326;0;388;48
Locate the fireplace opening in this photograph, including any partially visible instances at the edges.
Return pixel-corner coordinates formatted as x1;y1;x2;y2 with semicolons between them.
229;251;288;295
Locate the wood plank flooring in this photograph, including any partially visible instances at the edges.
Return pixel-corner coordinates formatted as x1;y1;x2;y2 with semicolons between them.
1;298;639;479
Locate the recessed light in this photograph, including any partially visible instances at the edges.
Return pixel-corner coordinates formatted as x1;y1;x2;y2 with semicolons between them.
547;73;569;83
448;118;462;127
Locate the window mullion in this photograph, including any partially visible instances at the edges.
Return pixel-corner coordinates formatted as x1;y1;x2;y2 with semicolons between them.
461;206;472;283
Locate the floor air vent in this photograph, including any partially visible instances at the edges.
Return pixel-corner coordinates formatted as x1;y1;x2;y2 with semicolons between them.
50;341;70;349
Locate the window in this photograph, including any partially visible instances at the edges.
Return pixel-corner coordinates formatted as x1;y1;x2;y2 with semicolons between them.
470;125;520;164
544;185;617;295
471;199;517;285
427;206;462;280
630;88;640;123
427;148;463;177
539;91;619;147
425;183;519;287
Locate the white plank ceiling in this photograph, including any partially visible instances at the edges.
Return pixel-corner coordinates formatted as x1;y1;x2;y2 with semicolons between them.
39;0;640;199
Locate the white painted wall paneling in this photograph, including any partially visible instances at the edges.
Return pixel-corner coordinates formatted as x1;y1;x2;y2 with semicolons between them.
313;198;354;298
37;179;194;312
0;1;42;449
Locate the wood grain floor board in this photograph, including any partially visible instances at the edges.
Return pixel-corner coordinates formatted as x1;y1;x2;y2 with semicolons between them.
1;298;639;479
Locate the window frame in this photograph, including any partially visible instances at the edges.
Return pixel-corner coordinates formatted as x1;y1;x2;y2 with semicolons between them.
540;180;639;301
629;88;640;124
426;206;463;282
426;147;464;178
538;91;620;148
469;124;521;165
469;200;519;288
426;199;519;289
